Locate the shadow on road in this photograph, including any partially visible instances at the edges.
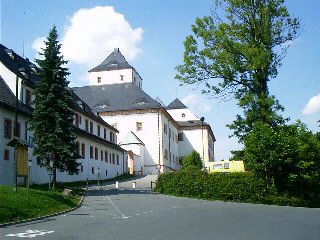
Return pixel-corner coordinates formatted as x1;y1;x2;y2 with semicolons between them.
85;188;159;197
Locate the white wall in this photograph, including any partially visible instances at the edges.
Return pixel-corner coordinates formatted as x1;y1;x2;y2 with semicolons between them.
89;68;142;89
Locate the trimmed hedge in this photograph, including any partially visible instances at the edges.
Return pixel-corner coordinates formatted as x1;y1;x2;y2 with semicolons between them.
154;170;313;207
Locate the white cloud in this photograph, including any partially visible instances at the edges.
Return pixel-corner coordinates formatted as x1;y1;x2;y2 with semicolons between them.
182;94;212;113
182;94;199;107
31;37;46;59
32;6;143;68
302;94;320;115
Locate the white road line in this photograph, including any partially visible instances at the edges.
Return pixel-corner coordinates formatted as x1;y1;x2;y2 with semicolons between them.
107;196;128;219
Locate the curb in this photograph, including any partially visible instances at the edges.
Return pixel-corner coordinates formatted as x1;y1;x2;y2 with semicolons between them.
0;191;86;228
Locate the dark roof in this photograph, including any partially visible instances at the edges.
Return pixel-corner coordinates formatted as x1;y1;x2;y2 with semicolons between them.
73;127;124;151
0;44;40;87
177;120;210;128
166;98;187;110
0;76;33;116
72;83;163;112
89;48;132;72
71;91;118;132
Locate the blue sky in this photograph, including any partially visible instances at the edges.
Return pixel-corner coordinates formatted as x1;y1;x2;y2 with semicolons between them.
1;0;319;160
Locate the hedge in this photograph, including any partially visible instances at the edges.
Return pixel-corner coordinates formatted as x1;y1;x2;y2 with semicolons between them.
154;170;314;207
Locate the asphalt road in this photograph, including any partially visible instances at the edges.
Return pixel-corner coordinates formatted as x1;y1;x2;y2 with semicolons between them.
1;176;320;240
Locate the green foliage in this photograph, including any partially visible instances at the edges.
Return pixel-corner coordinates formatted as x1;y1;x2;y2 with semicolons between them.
154;170;316;207
175;0;300;141
182;150;203;170
243;121;320;197
30;26;80;188
0;186;80;224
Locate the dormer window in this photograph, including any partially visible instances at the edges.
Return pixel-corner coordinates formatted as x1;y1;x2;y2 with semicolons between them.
97;77;101;83
120;75;124;81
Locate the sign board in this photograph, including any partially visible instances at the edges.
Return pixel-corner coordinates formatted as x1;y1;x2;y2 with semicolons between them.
17;145;28;176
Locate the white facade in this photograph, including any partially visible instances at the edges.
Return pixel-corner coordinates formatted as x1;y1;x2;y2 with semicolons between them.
89;68;142;89
100;110;181;175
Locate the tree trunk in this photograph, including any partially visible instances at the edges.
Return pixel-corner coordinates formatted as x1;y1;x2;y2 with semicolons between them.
52;167;56;191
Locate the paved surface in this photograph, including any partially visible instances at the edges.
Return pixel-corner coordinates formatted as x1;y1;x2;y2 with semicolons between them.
1;175;320;240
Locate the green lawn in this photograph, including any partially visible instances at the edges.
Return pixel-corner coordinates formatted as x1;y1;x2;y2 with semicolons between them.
0;186;82;224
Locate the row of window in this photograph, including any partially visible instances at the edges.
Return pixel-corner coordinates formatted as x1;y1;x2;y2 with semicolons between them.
163;123;181;143
80;164;119;177
4;118;21;139
76;142;120;165
163;149;179;165
74;114;116;143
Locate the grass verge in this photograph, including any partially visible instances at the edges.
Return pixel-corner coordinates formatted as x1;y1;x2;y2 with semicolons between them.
0;186;83;224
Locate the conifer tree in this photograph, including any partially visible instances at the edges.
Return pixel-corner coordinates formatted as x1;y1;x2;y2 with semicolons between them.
30;26;80;190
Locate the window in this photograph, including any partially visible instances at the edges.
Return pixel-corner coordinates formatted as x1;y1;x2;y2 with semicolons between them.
101;150;104;161
4;149;9;160
178;133;183;141
105;170;108;176
76;141;80;155
120;75;124;81
85;119;89;132
136;122;142;132
104;128;107;139
173;154;175;164
110;132;115;143
105;151;108;162
90;121;93;134
176;156;179;165
81;165;84;172
97;77;101;83
97;125;101;137
4;118;12;139
75;115;80;127
95;147;98;160
109;153;112;163
164;149;168;160
81;143;85;158
169;128;171;138
90;146;93;159
224;163;229;169
26;89;32;107
116;154;119;165
169;152;171;162
92;167;95;174
175;134;178;143
164;123;167;134
112;153;115;164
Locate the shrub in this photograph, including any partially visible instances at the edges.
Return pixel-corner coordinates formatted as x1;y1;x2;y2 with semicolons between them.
154;170;316;207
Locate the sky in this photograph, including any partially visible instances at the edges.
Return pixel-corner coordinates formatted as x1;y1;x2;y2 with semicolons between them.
1;0;319;161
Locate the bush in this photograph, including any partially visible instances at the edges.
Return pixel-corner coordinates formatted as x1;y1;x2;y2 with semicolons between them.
182;150;202;170
154;170;317;207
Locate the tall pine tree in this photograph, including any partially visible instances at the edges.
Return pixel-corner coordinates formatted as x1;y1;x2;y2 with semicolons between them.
30;26;80;190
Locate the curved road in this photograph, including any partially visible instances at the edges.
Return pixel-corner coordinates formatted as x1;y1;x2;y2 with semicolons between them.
1;176;320;240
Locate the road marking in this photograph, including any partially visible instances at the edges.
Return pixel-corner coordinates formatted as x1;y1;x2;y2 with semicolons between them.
6;230;54;238
107;196;128;219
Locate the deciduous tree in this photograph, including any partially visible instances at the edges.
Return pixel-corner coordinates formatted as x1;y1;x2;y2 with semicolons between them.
176;0;300;141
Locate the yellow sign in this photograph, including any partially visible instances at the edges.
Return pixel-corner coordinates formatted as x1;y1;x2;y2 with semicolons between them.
17;145;28;176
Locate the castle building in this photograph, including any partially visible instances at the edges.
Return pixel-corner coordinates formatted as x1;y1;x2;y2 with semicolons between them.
0;44;126;185
73;48;215;174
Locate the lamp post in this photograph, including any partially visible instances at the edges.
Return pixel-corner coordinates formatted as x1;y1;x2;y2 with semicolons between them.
200;117;205;171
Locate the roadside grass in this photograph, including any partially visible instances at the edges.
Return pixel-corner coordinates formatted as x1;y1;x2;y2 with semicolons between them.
0;173;135;224
0;186;81;224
